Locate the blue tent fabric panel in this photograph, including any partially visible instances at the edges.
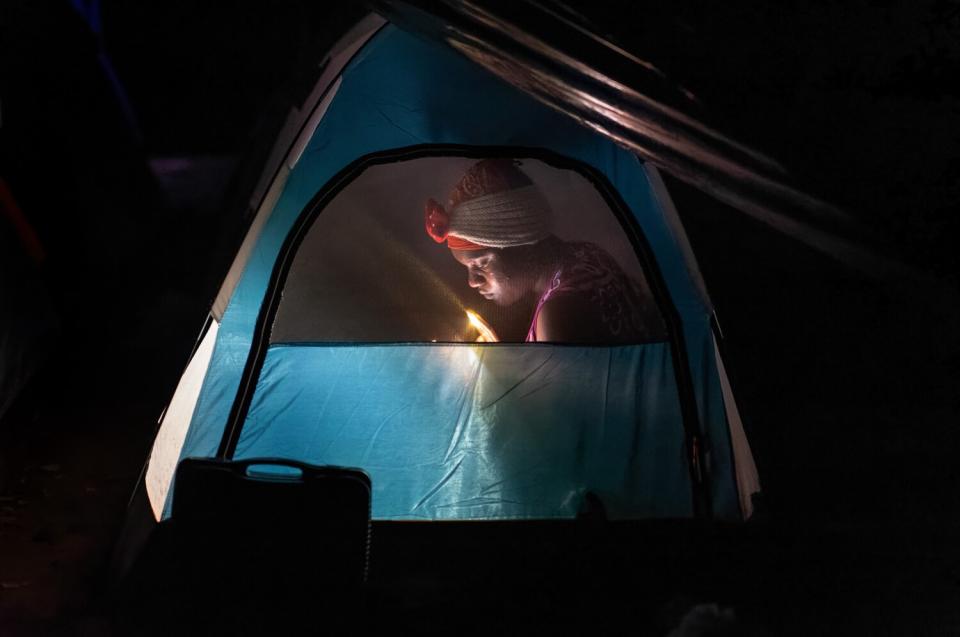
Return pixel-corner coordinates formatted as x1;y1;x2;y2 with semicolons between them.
235;343;692;520
170;25;741;519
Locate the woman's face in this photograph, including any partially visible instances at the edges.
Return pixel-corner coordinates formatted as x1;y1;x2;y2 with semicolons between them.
451;247;532;306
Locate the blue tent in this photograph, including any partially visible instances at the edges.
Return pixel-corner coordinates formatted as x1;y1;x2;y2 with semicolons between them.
132;14;759;544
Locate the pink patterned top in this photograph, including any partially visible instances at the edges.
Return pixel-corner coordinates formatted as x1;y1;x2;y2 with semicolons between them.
525;242;666;343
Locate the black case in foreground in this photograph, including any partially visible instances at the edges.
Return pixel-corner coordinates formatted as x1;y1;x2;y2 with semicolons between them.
172;457;371;586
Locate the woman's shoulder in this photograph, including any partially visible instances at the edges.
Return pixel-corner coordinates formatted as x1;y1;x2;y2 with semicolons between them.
553;241;620;292
542;240;667;343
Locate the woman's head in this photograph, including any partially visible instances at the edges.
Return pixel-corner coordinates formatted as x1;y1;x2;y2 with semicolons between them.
424;159;552;250
425;159;555;304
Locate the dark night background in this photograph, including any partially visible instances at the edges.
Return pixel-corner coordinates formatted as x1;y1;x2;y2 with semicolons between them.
1;1;959;634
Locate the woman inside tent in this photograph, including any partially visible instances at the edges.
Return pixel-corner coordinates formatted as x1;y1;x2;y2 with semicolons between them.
425;159;666;343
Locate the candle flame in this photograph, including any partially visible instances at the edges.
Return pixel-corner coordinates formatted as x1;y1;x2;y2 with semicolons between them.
465;309;498;343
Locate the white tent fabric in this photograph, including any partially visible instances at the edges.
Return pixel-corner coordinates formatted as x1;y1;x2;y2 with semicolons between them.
146;320;220;520
713;336;760;518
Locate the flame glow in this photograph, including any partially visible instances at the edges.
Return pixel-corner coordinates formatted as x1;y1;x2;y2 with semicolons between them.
465;309;499;343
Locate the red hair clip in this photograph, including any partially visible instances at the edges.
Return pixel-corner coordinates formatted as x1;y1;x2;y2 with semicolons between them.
424;198;449;243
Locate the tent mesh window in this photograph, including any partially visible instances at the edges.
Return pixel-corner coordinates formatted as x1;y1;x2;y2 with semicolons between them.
270;157;666;344
238;157;692;521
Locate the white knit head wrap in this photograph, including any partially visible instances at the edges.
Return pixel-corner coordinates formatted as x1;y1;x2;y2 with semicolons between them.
447;180;552;249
